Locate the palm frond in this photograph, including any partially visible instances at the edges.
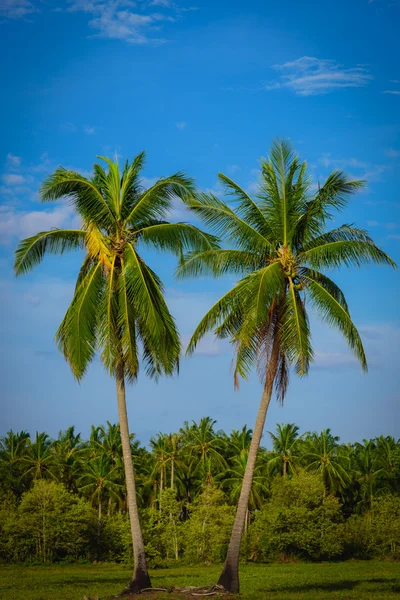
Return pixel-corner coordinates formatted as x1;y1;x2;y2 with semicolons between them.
124;173;195;226
280;278;313;376
176;249;262;279
14;229;85;276
300;269;367;371
217;173;272;237
300;225;397;269
185;192;272;253
123;243;180;377
120;151;146;221
56;262;105;380
40;168;116;229
137;222;219;255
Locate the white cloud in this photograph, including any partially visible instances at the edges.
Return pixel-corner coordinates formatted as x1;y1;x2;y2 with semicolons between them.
2;173;25;185
0;0;38;19
6;153;21;169
60;122;77;133
84;125;96;135
382;90;400;95
0;205;80;245
175;121;187;129
367;220;379;226
67;0;178;44
318;153;387;182
266;57;372;96
385;148;400;158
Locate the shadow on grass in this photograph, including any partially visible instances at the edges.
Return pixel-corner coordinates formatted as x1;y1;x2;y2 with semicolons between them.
268;578;398;593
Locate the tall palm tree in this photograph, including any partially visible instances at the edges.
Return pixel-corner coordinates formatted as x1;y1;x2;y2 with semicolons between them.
179;140;395;592
268;423;304;477
14;152;217;592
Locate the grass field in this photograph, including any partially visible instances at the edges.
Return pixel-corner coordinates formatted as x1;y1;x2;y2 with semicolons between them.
1;561;399;600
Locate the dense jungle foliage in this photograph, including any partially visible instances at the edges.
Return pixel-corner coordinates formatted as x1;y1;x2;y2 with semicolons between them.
1;419;399;565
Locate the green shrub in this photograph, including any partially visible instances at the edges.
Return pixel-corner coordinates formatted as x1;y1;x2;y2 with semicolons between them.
249;471;345;561
182;485;234;564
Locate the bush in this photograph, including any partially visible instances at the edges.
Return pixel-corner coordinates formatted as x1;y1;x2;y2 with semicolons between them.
345;495;400;559
182;485;234;564
249;471;345;561
0;480;96;563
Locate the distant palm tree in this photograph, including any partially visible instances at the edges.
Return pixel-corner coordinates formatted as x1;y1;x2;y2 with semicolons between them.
52;426;82;491
180;417;227;483
302;429;350;495
77;453;122;541
20;432;54;481
14;153;217;592
179;140;395;592
268;423;304;477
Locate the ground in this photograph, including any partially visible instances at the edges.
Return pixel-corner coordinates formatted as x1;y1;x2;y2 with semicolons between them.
0;561;399;600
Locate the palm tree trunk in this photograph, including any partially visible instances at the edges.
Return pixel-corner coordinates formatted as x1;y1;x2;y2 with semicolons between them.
116;364;151;592
171;457;175;489
217;339;280;593
283;459;287;478
98;499;102;544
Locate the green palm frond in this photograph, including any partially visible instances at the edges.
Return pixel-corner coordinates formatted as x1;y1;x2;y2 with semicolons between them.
300;269;367;371
218;173;272;237
120;151;146;220
123;243;180;377
280;278;313;376
14;229;85;276
176;249;262;279
300;225;396;269
137;222;219;255
56;262;105;380
40;168;116;229
124;173;195;225
185;192;272;253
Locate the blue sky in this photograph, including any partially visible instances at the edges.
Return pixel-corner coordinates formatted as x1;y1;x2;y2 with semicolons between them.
1;0;399;447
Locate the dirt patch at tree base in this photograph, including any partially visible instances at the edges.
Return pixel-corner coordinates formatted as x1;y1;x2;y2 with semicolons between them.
85;585;233;600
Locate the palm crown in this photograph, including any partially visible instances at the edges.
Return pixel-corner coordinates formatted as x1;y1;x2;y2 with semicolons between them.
14;152;218;381
180;140;395;396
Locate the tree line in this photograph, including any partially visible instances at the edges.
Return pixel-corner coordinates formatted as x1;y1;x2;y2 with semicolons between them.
1;420;399;565
12;140;396;592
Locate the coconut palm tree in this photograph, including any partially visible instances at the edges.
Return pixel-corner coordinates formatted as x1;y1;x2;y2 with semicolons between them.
179;140;395;592
52;426;82;491
14;152;217;592
268;423;304;477
20;432;54;481
180;417;227;484
302;429;350;495
76;453;122;542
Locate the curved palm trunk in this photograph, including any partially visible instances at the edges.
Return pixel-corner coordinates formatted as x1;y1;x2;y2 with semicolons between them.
218;342;280;593
116;365;151;592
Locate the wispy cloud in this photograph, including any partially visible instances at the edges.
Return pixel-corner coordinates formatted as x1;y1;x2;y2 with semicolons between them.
385;148;400;158
0;0;38;20
0;205;80;244
67;0;179;44
2;173;26;186
175;121;187;129
84;125;96;135
6;153;21;169
265;56;372;96
382;90;400;95
60;122;77;134
319;153;387;182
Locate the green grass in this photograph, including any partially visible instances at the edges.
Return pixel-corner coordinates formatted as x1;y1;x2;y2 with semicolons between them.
0;561;399;600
